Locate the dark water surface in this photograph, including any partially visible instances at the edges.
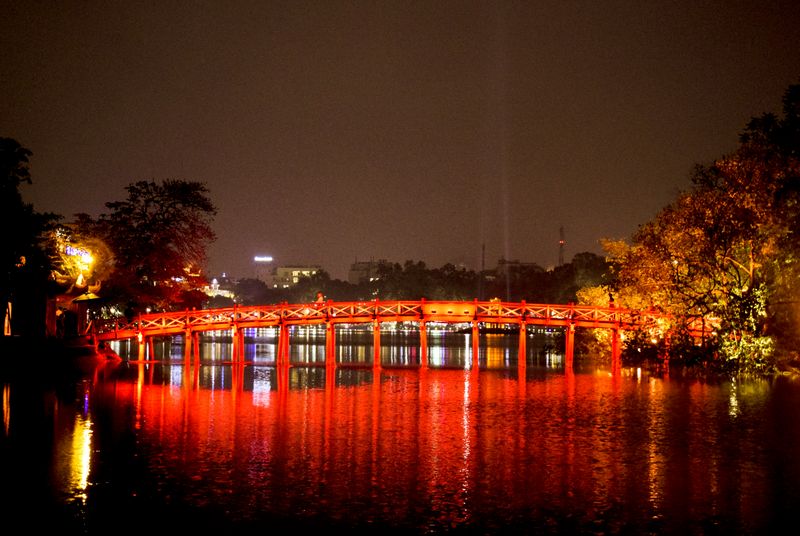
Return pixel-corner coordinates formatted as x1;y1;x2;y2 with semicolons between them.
2;331;799;535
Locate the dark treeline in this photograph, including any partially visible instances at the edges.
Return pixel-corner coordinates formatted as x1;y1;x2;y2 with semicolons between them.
2;136;218;337
215;252;611;307
1;138;60;337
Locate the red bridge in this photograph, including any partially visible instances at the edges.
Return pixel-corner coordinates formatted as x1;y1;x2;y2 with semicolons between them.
93;299;714;370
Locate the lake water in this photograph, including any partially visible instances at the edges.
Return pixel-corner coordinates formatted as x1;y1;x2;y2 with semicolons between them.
2;328;799;535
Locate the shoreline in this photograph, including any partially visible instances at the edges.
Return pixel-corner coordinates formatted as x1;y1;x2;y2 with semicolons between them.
0;335;121;379
0;334;98;356
0;336;122;389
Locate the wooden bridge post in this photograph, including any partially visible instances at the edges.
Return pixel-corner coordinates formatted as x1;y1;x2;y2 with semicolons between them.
373;318;381;370
471;320;480;370
232;305;242;362
231;325;238;362
611;327;621;373
277;325;284;366
286;325;293;365
325;320;336;367
277;356;290;394
565;324;575;370
419;318;428;369
192;332;200;362
233;325;245;362
183;329;193;362
518;317;527;372
137;332;145;361
147;337;155;361
238;326;245;361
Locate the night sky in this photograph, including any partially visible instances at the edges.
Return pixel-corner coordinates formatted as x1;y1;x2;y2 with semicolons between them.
3;1;799;281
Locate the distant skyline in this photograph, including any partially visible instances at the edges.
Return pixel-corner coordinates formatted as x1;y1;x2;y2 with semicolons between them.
3;1;799;280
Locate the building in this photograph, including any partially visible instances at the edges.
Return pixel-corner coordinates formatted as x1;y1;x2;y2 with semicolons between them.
495;258;543;277
348;259;390;285
269;265;321;289
203;277;235;299
252;255;274;281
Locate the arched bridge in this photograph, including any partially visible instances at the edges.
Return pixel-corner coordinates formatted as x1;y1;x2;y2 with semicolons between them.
93;299;715;369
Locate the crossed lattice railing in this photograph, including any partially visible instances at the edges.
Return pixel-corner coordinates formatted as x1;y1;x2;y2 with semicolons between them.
92;299;716;341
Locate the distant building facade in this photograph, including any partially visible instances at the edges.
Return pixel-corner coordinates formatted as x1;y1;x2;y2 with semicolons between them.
495;258;543;277
348;259;389;285
203;277;235;299
268;265;321;288
252;256;274;281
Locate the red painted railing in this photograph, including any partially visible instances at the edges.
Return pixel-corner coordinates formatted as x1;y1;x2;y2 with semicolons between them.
93;299;715;342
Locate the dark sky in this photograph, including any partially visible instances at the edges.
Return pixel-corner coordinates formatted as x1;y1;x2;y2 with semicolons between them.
3;1;799;280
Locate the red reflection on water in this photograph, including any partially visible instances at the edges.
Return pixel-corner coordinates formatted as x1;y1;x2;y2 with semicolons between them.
108;367;594;523
84;363;780;533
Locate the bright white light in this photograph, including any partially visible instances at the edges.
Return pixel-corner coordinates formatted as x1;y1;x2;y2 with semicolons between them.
254;256;273;262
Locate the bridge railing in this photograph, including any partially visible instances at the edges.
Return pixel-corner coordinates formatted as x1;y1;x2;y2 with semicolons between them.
92;299;717;340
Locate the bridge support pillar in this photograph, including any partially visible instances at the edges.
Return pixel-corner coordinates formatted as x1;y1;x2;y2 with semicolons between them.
565;324;575;370
147;337;155;361
419;319;428;369
518;321;527;372
183;330;193;362
232;325;245;362
278;323;289;367
611;327;621;374
192;332;200;362
326;321;336;367
471;320;480;370
277;357;290;394
137;332;145;361
373;319;381;370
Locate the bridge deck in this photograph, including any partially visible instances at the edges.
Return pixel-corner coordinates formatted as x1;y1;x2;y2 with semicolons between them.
93;299;713;342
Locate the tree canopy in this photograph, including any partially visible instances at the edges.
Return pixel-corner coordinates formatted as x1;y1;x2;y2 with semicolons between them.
1;138;60;336
600;82;800;373
76;179;217;313
229;253;610;307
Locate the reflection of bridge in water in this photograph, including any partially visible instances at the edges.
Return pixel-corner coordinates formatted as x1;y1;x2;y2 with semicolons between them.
94;299;714;372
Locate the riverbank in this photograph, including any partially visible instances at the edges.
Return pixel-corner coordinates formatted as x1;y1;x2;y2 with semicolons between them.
0;335;119;381
1;334;96;357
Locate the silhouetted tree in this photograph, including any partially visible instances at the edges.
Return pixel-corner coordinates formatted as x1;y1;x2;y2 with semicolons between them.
233;278;273;305
1;138;60;337
76;179;216;313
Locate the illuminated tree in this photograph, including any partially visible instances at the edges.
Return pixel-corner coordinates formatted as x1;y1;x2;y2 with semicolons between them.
738;83;800;360
76;179;217;313
604;82;800;372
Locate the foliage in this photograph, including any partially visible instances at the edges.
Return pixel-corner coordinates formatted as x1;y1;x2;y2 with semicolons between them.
601;82;800;373
1;138;60;336
48;223;114;297
370;261;478;300
1;137;32;190
232;278;274;305
76;179;217;313
227;253;611;306
719;335;774;374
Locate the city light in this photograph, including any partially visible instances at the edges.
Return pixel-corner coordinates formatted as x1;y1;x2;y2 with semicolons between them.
65;244;93;266
254;255;273;262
